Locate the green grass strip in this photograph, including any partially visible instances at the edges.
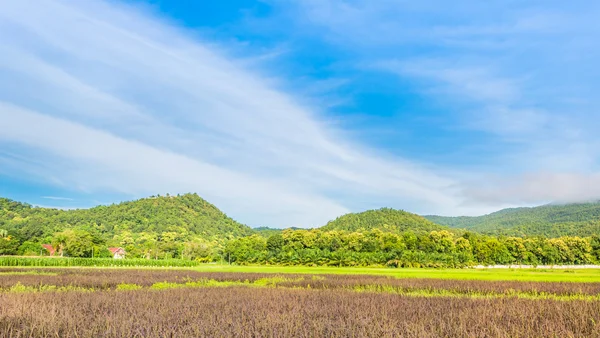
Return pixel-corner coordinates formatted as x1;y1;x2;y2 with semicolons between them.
4;276;600;302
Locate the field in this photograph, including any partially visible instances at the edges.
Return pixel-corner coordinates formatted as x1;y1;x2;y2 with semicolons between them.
0;256;202;267
188;264;600;283
4;256;600;282
1;267;600;337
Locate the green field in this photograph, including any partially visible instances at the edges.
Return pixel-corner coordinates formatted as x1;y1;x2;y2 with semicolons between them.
3;257;600;282
186;265;600;283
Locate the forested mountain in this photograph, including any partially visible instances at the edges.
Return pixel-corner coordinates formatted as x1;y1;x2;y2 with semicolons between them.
425;202;600;237
322;208;445;233
0;194;253;258
5;195;600;266
254;226;303;237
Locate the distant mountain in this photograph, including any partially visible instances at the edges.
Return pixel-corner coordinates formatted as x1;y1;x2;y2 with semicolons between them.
425;202;600;237
321;207;446;233
0;193;253;242
254;226;304;237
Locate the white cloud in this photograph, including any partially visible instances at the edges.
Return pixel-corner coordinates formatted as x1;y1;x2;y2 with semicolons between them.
399;64;519;103
276;0;600;212
0;0;466;226
42;196;74;201
0;103;356;227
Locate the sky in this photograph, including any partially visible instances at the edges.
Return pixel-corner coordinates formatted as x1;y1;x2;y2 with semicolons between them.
1;0;600;228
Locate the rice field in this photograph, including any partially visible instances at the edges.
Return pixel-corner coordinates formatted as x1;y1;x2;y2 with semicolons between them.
1;268;600;337
187;264;600;283
0;256;201;267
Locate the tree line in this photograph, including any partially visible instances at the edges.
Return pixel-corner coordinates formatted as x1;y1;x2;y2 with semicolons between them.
3;226;600;267
224;229;600;267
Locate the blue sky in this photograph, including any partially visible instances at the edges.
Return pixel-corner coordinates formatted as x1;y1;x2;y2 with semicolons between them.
1;0;600;227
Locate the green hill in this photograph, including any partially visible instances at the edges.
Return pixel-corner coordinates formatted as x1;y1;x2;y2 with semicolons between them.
0;193;253;243
425;202;600;237
254;226;303;237
321;207;446;233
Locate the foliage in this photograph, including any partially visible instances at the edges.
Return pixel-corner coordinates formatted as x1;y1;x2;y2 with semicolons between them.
2;272;600;337
187;265;600;283
254;226;303;237
0;194;253;259
224;228;599;267
0;257;201;267
426;202;600;237
322;208;445;233
3;194;600;268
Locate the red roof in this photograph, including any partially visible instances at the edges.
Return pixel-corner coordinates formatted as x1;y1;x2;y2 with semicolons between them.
42;244;55;255
108;247;125;254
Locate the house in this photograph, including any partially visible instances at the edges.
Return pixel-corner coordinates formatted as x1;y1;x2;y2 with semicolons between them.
42;244;57;256
108;247;126;259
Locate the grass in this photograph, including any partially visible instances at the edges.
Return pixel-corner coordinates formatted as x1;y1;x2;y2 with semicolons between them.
7;282;94;293
0;271;58;276
350;284;600;302
3;269;600;337
3;270;600;302
3;286;600;337
187;265;600;283
4;278;600;301
4;262;600;282
0;256;201;267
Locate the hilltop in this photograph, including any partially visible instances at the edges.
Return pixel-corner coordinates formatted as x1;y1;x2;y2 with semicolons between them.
321;207;446;233
254;226;304;237
425;202;600;237
0;193;253;243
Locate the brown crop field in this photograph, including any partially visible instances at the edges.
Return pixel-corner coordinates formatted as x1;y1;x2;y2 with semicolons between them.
1;268;600;337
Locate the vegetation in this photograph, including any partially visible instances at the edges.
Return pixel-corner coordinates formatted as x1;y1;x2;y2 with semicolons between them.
426;202;600;237
0;194;252;259
322;207;444;233
3;268;600;300
223;229;600;267
0;257;201;267
254;226;302;237
5;288;600;337
4;194;600;268
189;265;600;283
2;269;600;337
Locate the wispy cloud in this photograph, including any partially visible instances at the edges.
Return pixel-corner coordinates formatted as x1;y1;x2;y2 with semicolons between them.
4;0;600;222
0;0;467;225
268;0;600;211
42;196;74;201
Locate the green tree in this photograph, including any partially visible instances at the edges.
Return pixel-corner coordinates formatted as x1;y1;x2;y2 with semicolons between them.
428;230;456;253
181;240;213;261
53;229;94;257
18;241;42;256
266;233;284;253
0;234;19;255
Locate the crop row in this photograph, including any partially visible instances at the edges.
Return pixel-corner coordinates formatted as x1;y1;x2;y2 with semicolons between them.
2;268;600;297
0;257;201;267
1;286;599;337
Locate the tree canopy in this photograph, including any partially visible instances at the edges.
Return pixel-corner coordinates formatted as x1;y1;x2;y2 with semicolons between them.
322;208;445;234
2;195;600;267
425;202;600;237
0;194;252;258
